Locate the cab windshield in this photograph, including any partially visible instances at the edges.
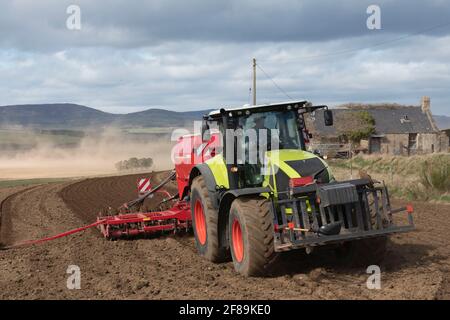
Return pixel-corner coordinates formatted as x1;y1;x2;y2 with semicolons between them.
239;110;304;150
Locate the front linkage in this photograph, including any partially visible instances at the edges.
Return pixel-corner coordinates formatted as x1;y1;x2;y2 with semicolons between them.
272;178;415;252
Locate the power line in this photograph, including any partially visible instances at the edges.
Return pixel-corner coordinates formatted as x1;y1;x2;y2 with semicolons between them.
260;21;450;62
247;22;450;105
256;63;294;100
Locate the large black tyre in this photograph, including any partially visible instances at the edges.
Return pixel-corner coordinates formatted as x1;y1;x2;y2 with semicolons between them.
190;176;228;262
228;197;277;277
335;236;387;267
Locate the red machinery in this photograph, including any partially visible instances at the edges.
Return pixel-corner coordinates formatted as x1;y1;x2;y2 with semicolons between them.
97;201;191;239
96;132;219;240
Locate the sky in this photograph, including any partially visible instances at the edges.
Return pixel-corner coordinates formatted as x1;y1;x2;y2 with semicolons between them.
0;0;450;115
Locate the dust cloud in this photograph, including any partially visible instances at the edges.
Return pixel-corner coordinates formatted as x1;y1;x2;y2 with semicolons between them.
0;127;175;180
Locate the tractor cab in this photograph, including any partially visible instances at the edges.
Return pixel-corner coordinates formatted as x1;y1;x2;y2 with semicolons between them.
202;101;334;190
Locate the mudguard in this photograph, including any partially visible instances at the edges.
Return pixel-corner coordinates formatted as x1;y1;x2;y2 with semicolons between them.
219;187;272;218
221;187;272;199
189;163;220;208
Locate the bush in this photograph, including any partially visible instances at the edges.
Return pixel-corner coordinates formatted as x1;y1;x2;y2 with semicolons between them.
420;157;450;192
336;111;376;143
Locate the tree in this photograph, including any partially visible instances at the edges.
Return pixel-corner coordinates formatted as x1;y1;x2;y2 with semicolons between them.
138;158;153;169
115;157;154;171
335;111;376;144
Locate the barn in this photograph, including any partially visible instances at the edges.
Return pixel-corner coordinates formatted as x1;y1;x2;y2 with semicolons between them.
310;97;449;155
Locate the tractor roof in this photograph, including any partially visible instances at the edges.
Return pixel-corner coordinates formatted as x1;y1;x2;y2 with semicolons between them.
207;100;309;119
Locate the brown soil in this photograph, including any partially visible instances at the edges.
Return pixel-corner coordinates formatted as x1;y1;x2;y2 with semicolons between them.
0;171;449;299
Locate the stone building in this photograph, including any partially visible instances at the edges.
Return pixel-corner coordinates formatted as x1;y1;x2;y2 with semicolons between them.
442;129;450;152
311;97;448;155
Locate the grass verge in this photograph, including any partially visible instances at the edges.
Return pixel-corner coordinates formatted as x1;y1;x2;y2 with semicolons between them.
328;153;450;203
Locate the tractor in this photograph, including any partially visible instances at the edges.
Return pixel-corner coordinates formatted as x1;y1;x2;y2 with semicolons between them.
171;100;415;276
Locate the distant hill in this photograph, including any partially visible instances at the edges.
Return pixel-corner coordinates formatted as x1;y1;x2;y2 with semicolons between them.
0;104;115;128
119;108;208;128
0;103;211;129
1;103;448;131
434;115;450;130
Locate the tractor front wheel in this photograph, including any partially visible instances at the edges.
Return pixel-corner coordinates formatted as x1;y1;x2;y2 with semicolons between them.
190;176;228;262
229;198;276;277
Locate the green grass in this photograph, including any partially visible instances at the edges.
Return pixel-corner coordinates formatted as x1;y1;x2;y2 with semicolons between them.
334;154;450;175
0;178;72;188
420;157;450;192
329;154;450;203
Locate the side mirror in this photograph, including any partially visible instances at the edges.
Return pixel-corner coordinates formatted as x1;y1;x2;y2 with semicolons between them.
324;109;333;126
201;120;211;141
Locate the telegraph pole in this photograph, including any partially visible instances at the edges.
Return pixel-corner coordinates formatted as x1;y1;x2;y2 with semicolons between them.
252;58;256;105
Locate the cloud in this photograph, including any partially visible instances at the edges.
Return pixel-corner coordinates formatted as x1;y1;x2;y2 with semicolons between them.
1;0;450;51
0;0;449;115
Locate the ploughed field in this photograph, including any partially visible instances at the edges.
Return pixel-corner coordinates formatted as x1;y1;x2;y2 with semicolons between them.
0;171;449;299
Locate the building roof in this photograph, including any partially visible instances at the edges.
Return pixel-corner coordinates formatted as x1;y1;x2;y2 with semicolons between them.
313;106;437;136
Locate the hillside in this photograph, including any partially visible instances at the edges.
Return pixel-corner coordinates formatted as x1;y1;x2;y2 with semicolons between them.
0;104;114;128
0;104;210;129
435;115;450;130
119;108;208;128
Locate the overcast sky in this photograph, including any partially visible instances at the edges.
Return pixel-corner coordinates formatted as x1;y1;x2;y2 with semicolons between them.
1;0;450;115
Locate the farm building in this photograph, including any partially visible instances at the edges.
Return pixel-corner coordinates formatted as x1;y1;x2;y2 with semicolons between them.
442;129;450;151
310;97;449;155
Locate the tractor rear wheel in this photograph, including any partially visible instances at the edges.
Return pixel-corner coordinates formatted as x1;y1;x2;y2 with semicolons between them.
229;198;276;276
190;176;228;262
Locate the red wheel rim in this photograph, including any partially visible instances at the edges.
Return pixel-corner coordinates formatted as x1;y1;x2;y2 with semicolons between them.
194;200;207;245
232;218;244;262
